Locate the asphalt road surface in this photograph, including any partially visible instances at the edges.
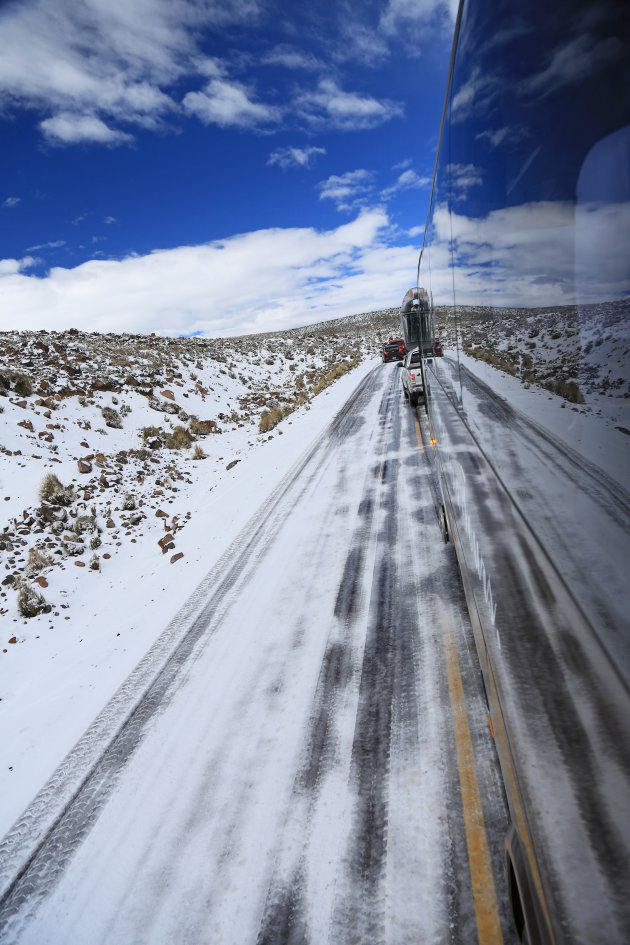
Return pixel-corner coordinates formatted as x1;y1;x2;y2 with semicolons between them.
0;365;517;945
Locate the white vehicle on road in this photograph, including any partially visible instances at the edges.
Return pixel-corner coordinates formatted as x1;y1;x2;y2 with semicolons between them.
401;347;428;407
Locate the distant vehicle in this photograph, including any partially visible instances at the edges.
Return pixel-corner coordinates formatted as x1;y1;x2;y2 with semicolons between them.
400;348;428;407
382;337;406;362
432;339;443;357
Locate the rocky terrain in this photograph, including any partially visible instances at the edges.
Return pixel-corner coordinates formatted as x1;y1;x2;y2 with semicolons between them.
0;308;399;632
2;299;627;637
437;299;630;411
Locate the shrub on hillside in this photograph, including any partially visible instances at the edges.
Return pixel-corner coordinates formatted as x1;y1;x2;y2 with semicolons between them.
165;425;194;449
192;445;207;460
13;373;33;397
26;546;52;575
17;581;49;618
549;379;584;403
259;405;283;433
101;406;122;429
39;472;73;506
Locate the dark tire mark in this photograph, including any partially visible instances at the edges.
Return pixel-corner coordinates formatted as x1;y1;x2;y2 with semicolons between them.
459;364;630;520
257;869;309;945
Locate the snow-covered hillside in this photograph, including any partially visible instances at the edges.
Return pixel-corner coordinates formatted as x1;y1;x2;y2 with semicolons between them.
0;310;400;834
438;300;629;428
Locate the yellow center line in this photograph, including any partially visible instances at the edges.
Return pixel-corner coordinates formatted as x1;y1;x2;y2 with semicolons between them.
442;612;504;945
416;402;503;942
414;417;425;452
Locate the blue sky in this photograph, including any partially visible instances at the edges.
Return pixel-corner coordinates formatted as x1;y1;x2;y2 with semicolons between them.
0;0;456;335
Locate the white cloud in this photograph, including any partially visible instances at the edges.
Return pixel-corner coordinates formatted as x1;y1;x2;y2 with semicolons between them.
522;33;623;98
475;126;512;148
183;79;281;129
0;0;260;144
382;169;431;198
318;170;375;211
380;0;457;37
446;162;482;194
267;146;326;169
451;67;499;123
421;200;630;307
40;113;134;146
26;240;66;252
296;79;403;131
262;46;322;71
104;216;118;225
0;210;418;335
0;256;37;276
2;196;21;209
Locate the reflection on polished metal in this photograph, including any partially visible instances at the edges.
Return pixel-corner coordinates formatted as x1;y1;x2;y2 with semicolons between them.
420;0;630;942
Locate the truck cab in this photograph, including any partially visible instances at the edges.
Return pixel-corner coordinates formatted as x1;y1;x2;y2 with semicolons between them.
401;347;429;406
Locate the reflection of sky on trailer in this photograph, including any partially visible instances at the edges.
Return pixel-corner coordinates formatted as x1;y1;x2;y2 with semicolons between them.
400;287;435;355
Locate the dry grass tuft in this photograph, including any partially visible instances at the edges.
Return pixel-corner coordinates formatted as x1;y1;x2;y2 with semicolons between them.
101;406;122;428
165;425;194;449
259;405;283;433
26;547;52;575
39;472;73;506
17;581;48;618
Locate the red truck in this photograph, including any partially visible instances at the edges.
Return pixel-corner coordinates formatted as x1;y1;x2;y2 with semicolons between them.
381;337;406;362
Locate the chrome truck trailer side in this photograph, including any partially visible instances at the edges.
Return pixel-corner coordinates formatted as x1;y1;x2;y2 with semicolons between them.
419;1;630;942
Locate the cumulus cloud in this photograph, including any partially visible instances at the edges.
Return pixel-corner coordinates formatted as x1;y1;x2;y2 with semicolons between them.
2;196;21;209
296;79;403;131
522;33;623;98
475;126;521;148
380;0;457;37
0;210;419;335
267;146;326;169
183;79;281;129
0;0;260;144
262;45;322;71
0;256;37;276
447;162;483;195
421;200;630;306
318;170;375;211
381;169;431;199
40;114;134;146
451;67;500;123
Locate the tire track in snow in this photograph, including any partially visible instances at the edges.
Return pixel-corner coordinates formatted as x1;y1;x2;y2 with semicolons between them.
0;369;385;936
255;369;400;945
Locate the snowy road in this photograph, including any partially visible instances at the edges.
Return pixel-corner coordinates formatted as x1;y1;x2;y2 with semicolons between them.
0;365;516;944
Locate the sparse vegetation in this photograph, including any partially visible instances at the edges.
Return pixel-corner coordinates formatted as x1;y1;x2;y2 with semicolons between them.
192;445;207;460
259;405;284;433
89;535;102;551
89;554;100;571
101;406;122;428
17;581;49;618
165;425;194;449
310;357;359;395
39;472;73;506
122;493;136;510
141;426;164;446
547;379;584;403
13;373;33;397
26;546;52;575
